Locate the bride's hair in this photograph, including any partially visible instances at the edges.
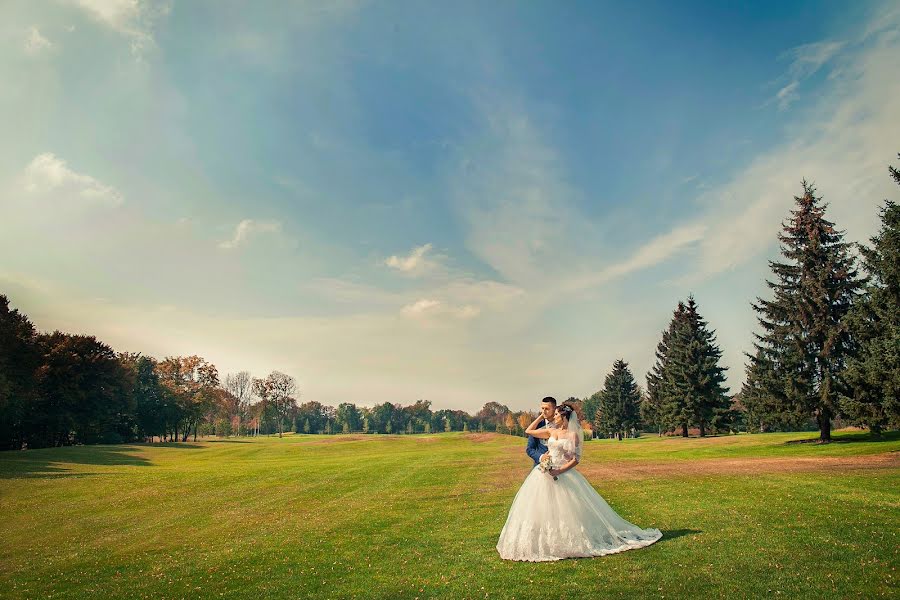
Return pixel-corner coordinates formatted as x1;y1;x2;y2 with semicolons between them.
556;403;575;421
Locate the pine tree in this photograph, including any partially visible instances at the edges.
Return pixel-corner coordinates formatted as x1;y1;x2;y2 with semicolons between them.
666;296;731;437
639;387;662;436
748;181;864;441
740;348;808;432
594;359;641;440
841;157;900;435
647;301;691;436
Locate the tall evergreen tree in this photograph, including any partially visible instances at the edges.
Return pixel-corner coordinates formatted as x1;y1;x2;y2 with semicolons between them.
665;295;731;437
594;359;641;440
646;302;689;436
639;387;663;436
747;181;864;441
740;348;809;432
841;157;900;435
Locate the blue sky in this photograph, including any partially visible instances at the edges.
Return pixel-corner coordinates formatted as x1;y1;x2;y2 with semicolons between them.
1;1;899;411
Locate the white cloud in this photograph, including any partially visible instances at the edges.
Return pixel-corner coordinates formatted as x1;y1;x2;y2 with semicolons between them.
384;243;437;274
687;13;900;282
401;298;480;321
22;153;123;207
24;26;53;55
401;298;441;316
218;219;283;250
68;0;171;54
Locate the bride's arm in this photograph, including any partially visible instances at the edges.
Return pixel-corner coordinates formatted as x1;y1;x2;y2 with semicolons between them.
525;416;551;438
549;456;578;477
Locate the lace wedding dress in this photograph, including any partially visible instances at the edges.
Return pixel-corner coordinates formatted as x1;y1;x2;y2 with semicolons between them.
496;431;662;561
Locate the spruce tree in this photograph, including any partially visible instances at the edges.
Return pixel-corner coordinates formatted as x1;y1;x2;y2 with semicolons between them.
646;302;689;436
594;359;641;440
748;181;864;441
639;388;663;436
841;157;900;435
665;295;731;437
740;348;808;432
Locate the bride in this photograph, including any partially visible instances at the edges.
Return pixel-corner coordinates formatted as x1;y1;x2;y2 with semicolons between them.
496;403;662;561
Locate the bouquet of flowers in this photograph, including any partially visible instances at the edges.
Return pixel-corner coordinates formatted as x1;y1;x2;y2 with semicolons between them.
538;453;558;480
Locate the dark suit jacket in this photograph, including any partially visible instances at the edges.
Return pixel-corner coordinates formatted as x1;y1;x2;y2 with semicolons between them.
526;418;548;465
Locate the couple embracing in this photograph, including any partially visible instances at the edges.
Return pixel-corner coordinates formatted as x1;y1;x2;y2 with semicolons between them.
496;397;662;562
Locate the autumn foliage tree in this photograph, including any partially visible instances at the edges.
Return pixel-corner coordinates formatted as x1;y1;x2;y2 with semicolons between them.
157;355;220;442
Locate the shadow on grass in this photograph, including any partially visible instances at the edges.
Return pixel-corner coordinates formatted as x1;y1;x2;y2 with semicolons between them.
657;529;702;544
784;430;899;445
7;471;122;480
0;444;179;480
205;440;252;444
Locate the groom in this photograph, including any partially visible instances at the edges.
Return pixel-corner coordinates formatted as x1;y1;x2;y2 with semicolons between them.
526;396;557;467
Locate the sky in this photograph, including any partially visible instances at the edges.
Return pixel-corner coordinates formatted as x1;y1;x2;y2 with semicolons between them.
1;1;899;412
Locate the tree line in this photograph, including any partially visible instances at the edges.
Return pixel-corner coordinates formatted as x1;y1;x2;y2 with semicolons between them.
587;157;900;442
0;308;545;449
1;157;897;449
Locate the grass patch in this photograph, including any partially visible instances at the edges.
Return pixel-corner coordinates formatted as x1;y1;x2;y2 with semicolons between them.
1;431;897;598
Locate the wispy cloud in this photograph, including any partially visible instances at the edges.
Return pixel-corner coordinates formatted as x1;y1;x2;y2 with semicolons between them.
449;102;592;290
783;40;846;79
774;80;800;110
770;40;845;110
561;223;708;293
686;14;900;282
22;153;123;207
68;0;171;54
24;26;52;55
218;219;283;250
384;243;437;275
401;298;480;321
450;98;706;301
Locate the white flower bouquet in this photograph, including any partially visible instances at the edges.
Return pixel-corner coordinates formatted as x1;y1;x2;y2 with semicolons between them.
538;453;558;480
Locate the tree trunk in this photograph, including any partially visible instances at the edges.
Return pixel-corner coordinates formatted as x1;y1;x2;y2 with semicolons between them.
699;421;706;437
193;422;198;442
817;409;831;442
681;423;689;437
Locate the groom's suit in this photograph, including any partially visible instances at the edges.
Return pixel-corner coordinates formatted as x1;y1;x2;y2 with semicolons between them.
525;418;550;466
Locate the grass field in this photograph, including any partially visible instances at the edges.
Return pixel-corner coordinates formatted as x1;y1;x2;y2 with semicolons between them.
1;430;898;599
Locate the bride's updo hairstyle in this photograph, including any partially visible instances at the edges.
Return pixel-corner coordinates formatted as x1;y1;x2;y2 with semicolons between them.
556;403;575;422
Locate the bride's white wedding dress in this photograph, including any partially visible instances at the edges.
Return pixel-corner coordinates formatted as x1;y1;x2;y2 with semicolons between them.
496;429;662;561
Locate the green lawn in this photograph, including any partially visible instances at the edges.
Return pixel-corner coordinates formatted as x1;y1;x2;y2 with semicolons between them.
1;430;897;599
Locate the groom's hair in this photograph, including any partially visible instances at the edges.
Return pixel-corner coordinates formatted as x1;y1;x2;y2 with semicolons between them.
541;397;557;406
